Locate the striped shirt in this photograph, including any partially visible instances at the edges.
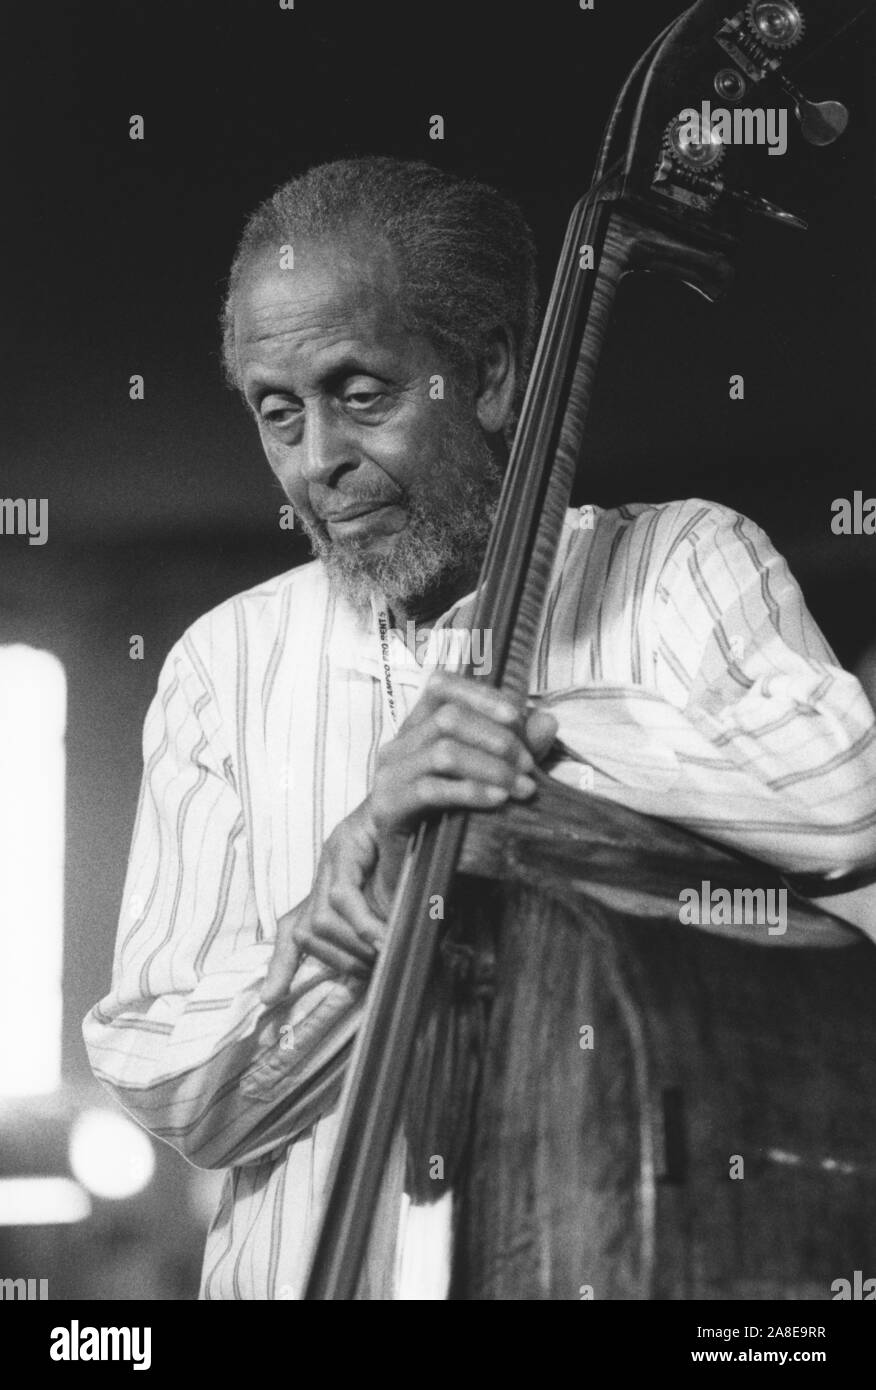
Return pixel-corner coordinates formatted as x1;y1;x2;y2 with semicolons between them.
82;498;876;1299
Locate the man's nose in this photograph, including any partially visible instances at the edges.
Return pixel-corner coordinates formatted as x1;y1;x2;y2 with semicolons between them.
299;400;358;484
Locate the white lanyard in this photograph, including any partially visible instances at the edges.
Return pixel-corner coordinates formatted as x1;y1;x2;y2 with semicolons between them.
371;594;401;735
370;592;468;736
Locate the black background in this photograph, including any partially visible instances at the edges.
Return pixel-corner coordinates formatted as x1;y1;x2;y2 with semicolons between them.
4;0;875;657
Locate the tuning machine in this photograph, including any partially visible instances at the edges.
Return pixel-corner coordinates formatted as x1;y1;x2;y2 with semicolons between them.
746;2;806;50
655;116;808;230
663;113;726;171
715;3;850;148
717;2;803;82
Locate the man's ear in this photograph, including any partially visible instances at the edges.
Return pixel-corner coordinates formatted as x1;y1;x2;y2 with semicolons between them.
474;326;517;435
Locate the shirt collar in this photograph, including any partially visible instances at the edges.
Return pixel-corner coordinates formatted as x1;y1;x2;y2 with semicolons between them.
329;583;479;687
326;506;591;686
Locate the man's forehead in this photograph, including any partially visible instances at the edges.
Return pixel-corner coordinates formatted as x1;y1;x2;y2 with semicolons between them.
234;235;402;346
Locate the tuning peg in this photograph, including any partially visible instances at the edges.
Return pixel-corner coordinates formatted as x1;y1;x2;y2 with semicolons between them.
779;75;849;146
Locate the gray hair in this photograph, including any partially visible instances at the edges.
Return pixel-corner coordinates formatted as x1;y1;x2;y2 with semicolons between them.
221;156;539;424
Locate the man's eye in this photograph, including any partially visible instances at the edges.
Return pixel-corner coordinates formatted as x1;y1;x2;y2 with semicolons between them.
261;404;300;428
342;384;385;410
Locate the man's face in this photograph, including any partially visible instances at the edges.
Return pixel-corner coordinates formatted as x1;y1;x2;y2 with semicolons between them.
233;235;502;615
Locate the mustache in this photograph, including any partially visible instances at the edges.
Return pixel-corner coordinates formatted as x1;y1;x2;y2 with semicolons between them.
308;485;408;525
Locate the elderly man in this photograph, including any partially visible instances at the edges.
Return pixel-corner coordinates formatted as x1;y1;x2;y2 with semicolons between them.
84;156;876;1300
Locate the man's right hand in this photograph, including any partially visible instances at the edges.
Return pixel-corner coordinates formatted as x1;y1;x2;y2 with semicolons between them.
261;673;557;1004
366;670;558;912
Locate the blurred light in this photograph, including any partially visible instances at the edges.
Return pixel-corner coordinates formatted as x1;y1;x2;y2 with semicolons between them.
0;646;66;1096
0;1177;91;1226
68;1108;155;1199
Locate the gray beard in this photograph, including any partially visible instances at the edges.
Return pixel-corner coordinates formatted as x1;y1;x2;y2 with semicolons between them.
296;423;504;618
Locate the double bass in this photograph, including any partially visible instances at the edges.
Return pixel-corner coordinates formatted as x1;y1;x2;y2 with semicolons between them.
305;0;876;1299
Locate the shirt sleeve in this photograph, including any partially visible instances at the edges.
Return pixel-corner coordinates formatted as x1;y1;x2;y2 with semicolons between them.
541;502;876;876
82;637;365;1170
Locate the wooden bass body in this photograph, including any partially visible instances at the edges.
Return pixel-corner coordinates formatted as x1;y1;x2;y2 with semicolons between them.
406;776;876;1301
